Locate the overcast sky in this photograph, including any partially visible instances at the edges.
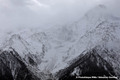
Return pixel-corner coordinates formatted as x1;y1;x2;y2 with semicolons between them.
0;0;120;33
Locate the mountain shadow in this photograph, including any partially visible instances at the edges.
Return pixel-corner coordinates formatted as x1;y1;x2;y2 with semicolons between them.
56;49;117;80
0;49;40;80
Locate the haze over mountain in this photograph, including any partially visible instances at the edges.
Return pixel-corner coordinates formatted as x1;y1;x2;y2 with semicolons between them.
0;0;120;80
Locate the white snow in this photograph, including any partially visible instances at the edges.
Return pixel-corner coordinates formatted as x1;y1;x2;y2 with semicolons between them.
0;5;120;76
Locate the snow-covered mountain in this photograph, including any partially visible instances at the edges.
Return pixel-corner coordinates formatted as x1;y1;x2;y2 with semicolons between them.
56;48;116;80
58;5;120;80
0;4;120;80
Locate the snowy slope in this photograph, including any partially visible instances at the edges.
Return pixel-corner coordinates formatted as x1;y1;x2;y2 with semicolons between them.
0;4;120;80
61;5;120;79
56;48;116;80
63;5;120;61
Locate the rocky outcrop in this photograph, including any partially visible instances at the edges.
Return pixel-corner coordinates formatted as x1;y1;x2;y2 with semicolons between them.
56;48;116;80
0;49;40;80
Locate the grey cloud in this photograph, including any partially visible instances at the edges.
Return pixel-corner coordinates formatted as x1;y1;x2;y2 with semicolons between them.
0;0;119;34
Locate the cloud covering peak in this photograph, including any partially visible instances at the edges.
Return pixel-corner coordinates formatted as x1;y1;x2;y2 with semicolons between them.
0;0;119;33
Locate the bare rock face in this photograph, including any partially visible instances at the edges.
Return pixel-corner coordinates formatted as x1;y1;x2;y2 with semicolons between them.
56;48;116;80
0;49;41;80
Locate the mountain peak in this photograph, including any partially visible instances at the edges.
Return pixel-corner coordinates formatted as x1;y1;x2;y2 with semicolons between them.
84;4;109;20
9;34;22;42
56;49;116;80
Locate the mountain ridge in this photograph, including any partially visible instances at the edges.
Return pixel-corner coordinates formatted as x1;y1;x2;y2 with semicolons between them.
0;4;120;80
